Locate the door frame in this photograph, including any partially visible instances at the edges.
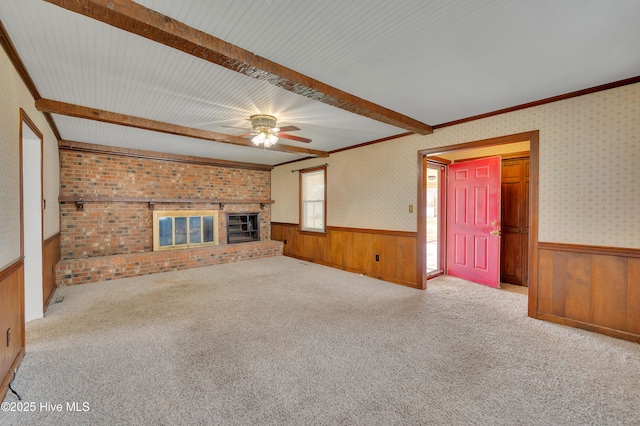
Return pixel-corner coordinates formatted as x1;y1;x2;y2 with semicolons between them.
424;159;447;279
417;130;539;317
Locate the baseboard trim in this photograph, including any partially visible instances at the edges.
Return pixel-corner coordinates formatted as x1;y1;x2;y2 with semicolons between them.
535;312;640;344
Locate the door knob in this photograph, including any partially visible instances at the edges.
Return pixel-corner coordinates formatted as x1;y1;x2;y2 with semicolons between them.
490;230;500;236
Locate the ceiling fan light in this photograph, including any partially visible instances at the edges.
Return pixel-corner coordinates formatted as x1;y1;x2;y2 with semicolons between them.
249;115;280;148
252;132;266;145
266;133;279;146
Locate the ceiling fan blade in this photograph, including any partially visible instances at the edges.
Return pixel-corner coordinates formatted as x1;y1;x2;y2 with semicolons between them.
222;125;252;131
277;125;301;132
278;133;312;143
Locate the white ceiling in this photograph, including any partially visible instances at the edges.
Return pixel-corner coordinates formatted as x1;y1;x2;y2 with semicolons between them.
1;0;639;165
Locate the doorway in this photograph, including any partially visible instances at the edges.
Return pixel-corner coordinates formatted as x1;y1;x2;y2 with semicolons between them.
417;131;540;317
20;109;44;322
443;152;530;288
425;161;445;278
446;156;502;288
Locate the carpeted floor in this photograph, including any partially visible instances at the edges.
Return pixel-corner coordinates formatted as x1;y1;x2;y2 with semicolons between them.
2;256;639;425
500;283;528;295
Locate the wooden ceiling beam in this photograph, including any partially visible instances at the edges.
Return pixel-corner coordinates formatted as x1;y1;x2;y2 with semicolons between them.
35;99;329;158
44;0;433;135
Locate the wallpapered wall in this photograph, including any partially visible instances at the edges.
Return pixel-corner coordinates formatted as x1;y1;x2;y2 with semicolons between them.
0;47;60;270
272;82;639;249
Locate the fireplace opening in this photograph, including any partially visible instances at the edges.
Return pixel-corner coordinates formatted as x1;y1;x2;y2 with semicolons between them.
227;213;260;244
153;209;219;251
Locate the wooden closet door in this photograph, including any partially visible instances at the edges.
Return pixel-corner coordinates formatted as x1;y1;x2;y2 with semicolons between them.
500;158;529;286
522;159;530;285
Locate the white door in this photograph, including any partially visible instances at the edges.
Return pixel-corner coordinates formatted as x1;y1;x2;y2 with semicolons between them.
22;121;44;322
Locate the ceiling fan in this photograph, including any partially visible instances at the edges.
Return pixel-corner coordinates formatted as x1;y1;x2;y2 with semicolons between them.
224;114;312;147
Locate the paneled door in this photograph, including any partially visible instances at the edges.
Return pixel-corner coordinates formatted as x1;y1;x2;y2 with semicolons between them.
447;157;501;288
500;157;530;286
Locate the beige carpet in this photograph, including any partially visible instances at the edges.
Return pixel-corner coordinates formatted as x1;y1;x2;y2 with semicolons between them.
500;283;528;295
3;256;639;425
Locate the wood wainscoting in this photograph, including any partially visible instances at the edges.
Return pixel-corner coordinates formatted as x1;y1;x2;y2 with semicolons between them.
0;259;25;400
536;242;640;343
43;233;61;310
271;223;418;287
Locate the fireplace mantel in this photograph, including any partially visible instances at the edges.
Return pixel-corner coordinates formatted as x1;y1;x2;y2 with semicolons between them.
58;196;274;211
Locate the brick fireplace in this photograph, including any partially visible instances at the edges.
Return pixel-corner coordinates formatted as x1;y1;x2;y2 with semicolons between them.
55;146;281;286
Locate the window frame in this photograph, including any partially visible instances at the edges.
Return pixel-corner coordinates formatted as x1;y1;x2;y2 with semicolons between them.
152;209;219;251
299;165;327;233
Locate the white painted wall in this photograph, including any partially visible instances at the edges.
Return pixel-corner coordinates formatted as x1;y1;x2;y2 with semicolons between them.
22;126;43;322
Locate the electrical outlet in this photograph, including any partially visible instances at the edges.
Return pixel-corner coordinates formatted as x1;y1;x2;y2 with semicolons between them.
6;328;10;347
375;254;379;262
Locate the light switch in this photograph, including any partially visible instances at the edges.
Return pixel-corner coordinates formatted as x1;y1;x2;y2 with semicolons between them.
409;205;414;213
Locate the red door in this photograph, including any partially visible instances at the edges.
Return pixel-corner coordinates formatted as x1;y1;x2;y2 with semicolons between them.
447;157;501;288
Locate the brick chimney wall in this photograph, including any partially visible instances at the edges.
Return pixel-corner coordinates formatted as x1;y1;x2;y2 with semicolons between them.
59;150;271;259
55;150;280;286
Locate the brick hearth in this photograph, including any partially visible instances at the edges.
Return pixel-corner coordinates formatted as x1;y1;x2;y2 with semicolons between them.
56;240;282;286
